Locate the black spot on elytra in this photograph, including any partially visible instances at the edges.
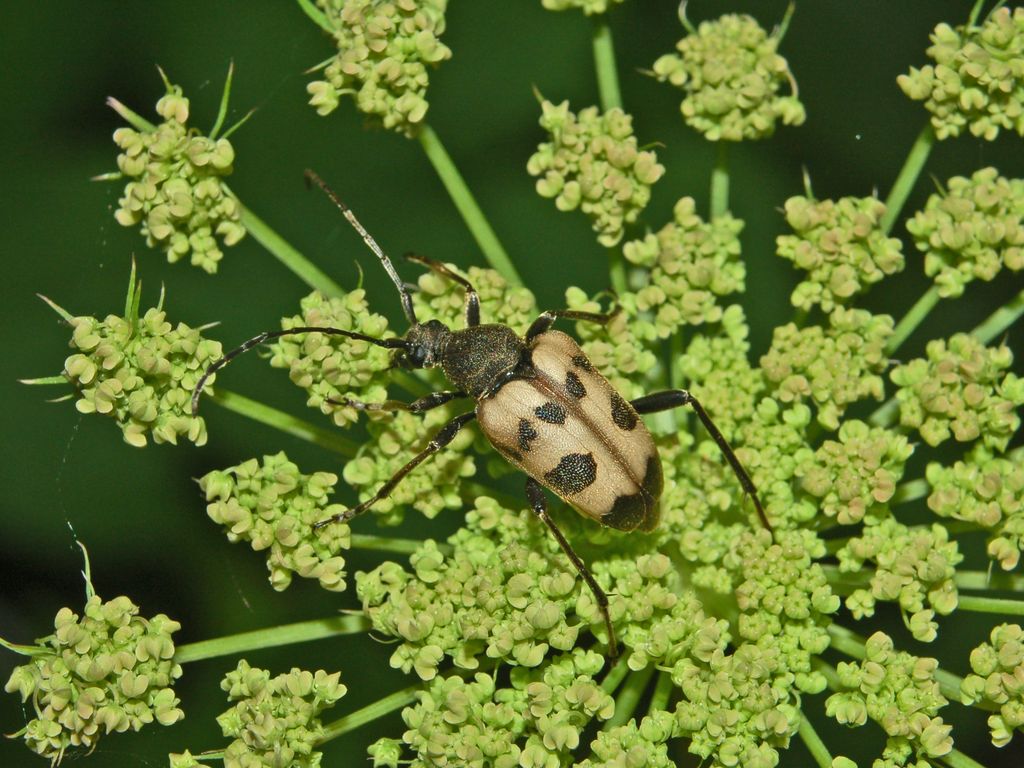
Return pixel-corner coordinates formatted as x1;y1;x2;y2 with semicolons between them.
535;401;567;424
544;452;597;495
610;391;638;431
565;371;587;399
604;457;662;531
518;418;539;452
571;354;593;371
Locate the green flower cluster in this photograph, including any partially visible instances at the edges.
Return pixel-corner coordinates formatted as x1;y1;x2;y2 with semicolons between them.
760;308;893;430
826;632;953;766
527;99;665;247
411;263;537;333
62;301;222;447
306;0;451;136
622;197;745;334
799;420;913;526
376;649;613;768
776;195;904;311
112;84;244;273
540;0;626;16
355;498;583;679
906;167;1024;298
199;452;352;592
890;333;1024;451
576;714;676;768
898;7;1024;140
343;403;476;525
927;445;1024;570
961;623;1024;747
837;520;962;643
171;660;346;768
4;594;182;764
268;289;393;428
652;13;805;141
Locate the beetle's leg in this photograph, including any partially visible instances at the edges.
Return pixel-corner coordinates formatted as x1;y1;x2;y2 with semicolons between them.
191;326;409;416
631;390;771;532
405;253;481;328
526;308;619;342
313;411;476;527
524;477;619;658
326;390;468;414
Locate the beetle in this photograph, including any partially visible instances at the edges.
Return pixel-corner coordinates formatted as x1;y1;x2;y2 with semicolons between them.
193;170;770;657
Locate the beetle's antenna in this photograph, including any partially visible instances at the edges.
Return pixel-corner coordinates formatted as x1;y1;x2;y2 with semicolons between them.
191;326;409;416
304;169;418;325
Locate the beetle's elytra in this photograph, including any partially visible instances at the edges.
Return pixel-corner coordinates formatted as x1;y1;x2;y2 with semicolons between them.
193;170;770;658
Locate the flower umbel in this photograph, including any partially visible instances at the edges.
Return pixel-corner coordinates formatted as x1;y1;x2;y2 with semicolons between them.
108;76;245;273
306;0;452;136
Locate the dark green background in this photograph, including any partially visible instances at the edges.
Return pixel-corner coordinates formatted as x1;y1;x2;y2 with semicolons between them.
2;2;1022;766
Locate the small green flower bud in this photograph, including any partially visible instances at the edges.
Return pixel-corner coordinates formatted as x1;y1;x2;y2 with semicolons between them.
540;0;626;16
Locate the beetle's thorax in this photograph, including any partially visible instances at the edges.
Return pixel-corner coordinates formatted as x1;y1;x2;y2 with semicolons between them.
439;324;526;398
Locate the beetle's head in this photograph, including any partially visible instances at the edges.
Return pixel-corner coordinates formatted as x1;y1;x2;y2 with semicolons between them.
395;319;451;370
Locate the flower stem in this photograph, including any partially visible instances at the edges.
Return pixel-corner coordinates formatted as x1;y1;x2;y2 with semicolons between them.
350;533;450;556
880;123;935;236
600;655;631;695
236;202;345;296
591;16;622;112
797;714;834;768
957;595;1024;616
605;665;655;730
417;124;522;286
319;683;419;742
210;389;358;456
886;284;941;356
956;570;1024;592
941;748;988;768
867;396;900;428
647;671;674;715
174;614;369;664
972;285;1024;345
710;142;730;219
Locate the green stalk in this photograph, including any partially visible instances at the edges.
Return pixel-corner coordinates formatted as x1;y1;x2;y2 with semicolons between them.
174;614;369;664
296;0;332;33
319;683;419;742
210;389;357;456
605;665;655;729
236;203;345;296
867;396;900;428
797;714;835;768
647;671;674;715
955;570;1024;592
591;16;622;111
710;142;730;219
600;656;631;695
417;124;522;286
880;123;935;236
350;534;451;556
941;748;988;768
886;284;941;356
972;285;1024;345
957;595;1024;616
